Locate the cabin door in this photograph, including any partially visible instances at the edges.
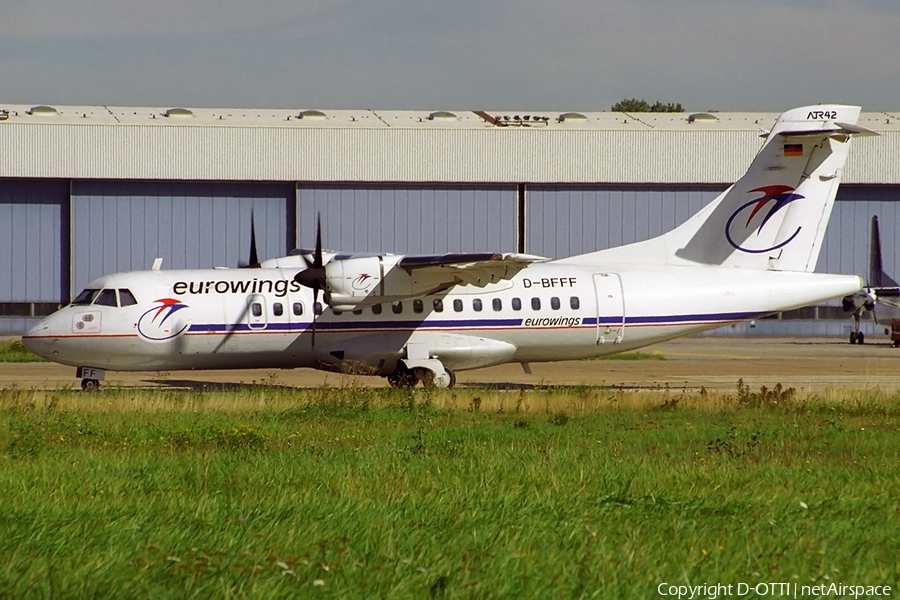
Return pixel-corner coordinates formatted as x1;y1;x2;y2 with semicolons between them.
592;273;625;345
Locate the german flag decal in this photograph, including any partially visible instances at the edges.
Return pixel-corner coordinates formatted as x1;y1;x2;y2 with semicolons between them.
784;143;803;157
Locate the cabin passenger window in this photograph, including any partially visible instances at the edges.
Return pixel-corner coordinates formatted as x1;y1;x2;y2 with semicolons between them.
95;289;118;307
353;309;363;315
313;302;323;316
273;302;283;317
252;303;263;317
492;298;502;311
392;301;403;314
71;289;100;306
551;297;561;310
433;299;444;313
512;297;522;311
292;302;304;316
333;310;342;316
372;304;383;315
472;299;482;312
453;299;463;312
570;296;580;310
531;297;541;310
413;299;424;314
118;289;138;307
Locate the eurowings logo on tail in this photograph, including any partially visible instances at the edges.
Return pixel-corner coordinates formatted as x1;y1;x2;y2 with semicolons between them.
725;185;805;254
137;298;190;341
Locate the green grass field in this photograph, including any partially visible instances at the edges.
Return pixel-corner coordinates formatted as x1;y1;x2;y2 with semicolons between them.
0;383;897;598
0;339;47;362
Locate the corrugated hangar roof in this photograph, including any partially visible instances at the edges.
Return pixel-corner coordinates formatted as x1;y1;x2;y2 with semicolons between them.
1;104;898;184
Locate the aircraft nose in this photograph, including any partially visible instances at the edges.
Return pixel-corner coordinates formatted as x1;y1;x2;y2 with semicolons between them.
21;319;53;360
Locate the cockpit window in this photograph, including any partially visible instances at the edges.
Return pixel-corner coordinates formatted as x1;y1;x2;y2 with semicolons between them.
95;289;118;307
119;289;138;307
71;289;100;306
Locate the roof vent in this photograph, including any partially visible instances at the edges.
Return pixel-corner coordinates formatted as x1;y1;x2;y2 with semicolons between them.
164;108;194;118
298;110;327;120
28;105;58;116
558;112;587;122
427;111;457;121
688;112;718;123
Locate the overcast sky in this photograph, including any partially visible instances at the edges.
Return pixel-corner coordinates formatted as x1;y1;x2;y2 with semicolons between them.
1;0;897;112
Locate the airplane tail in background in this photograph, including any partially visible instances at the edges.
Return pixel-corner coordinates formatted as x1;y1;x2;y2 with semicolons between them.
869;215;899;287
570;105;877;272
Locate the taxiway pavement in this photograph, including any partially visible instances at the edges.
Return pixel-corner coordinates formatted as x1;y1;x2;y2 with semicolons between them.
2;336;898;392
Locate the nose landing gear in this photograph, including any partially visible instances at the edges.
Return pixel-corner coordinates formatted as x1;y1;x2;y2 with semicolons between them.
76;367;105;391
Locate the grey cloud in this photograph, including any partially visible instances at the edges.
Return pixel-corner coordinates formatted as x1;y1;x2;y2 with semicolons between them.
0;0;897;111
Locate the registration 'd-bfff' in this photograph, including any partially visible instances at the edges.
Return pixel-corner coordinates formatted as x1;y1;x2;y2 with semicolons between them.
24;106;875;390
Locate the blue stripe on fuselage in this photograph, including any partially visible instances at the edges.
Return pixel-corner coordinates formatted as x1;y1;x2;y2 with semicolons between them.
185;311;765;334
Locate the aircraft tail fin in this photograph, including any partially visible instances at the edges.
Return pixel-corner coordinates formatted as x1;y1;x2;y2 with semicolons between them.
869;215;899;287
565;105;876;272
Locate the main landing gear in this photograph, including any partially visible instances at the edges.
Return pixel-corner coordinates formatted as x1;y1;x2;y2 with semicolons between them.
849;311;865;344
387;363;456;389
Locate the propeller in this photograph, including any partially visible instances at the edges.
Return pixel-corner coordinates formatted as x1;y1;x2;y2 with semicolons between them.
293;215;326;347
238;209;261;268
867;288;879;328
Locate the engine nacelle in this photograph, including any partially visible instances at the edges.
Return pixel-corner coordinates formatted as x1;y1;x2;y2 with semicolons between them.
323;256;385;310
842;290;876;313
841;295;857;312
323;255;454;310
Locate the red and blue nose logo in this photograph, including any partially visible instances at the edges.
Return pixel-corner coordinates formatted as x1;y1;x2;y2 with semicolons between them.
725;185;805;254
137;298;190;341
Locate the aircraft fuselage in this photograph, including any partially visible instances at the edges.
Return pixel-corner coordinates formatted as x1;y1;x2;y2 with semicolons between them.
23;262;862;377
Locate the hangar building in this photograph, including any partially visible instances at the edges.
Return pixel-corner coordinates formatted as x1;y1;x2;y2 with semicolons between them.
1;104;898;336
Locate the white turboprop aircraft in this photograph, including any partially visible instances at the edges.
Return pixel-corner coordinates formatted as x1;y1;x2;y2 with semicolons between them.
842;215;900;344
23;105;874;390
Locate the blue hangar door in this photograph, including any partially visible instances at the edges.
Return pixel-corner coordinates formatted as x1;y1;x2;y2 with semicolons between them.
0;180;69;329
70;181;294;296
524;185;726;259
296;185;518;254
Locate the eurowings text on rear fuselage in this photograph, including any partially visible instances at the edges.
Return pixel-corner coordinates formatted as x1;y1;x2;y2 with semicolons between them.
23;105;872;389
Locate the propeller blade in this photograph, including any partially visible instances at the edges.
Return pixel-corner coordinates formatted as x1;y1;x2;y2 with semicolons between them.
293;213;325;349
293;213;327;291
249;210;259;267
314;214;323;269
311;287;318;349
238;208;260;268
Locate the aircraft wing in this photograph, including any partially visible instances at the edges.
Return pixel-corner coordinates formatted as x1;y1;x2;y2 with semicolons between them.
873;286;900;300
397;252;547;287
312;251;550;310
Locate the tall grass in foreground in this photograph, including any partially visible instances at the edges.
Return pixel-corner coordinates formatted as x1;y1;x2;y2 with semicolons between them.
0;383;897;599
